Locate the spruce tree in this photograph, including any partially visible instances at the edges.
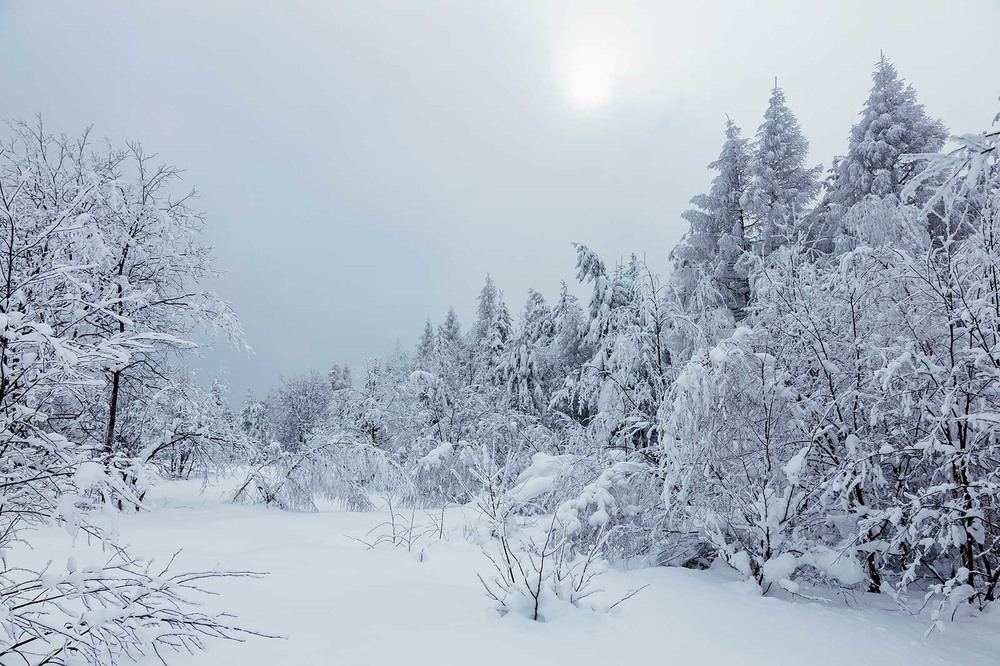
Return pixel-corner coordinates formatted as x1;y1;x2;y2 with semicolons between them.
673;117;752;319
437;306;463;353
329;363;353;391
551;281;589;371
742;83;822;255
415;318;436;369
472;275;500;345
815;54;949;246
503;289;555;414
482;291;513;387
469;275;512;386
833;54;947;207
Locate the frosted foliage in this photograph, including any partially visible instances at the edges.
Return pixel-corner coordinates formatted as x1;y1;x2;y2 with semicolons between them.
659;113;1000;611
674;118;752;320
743;85;822;255
835;56;947;206
664;327;825;587
0;121;255;665
502;290;556;416
234;438;412;512
265;371;331;452
810;56;948;252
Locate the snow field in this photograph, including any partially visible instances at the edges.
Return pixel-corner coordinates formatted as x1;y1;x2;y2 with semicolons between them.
77;478;1000;666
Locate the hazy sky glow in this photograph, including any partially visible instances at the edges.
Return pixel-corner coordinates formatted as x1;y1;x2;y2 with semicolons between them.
1;1;997;398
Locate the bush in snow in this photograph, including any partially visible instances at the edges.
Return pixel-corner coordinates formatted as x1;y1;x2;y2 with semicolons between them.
465;441;646;620
233;436;413;511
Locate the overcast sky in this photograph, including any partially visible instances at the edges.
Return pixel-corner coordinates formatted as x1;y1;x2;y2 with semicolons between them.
2;1;997;399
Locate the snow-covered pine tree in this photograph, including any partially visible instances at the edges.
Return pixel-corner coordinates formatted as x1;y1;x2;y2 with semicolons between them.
818;54;947;246
557;244;616;425
550;281;591;376
573;243;613;348
552;248;678;559
488;296;514;383
561;248;673;454
431;305;467;396
329;362;353;391
438;306;463;348
470;276;512;387
503;289;556;416
673;117;752;320
742;83;822;256
415;318;437;370
472;275;500;345
546;281;593;423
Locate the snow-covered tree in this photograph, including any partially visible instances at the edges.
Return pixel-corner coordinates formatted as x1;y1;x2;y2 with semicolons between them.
415;318;436;369
470;276;512;387
835;56;947;206
880;114;1000;614
438;306;463;350
137;371;252;481
265;371;331;451
232;77;1000;623
0;119;256;664
742;84;822;255
550;282;591;378
502;289;556;416
435;306;465;383
815;55;948;248
674;117;752;319
329;362;353;391
241;390;271;455
72;142;243;465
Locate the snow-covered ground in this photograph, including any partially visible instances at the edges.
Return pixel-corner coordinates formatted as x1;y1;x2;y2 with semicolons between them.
85;479;1000;665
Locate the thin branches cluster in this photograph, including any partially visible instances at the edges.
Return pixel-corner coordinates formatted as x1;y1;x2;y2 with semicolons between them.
0;120;258;664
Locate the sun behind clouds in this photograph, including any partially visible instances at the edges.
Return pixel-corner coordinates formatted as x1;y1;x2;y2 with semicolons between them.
562;38;621;109
557;15;642;112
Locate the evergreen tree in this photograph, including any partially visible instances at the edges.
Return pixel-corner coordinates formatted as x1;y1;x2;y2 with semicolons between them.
833;54;947;207
437;306;463;351
471;275;512;386
551;281;590;373
547;281;592;422
573;243;613;346
415;318;436;369
329;362;353;391
815;54;948;247
472;275;500;345
742;83;822;255
673;117;752;319
503;290;555;415
436;306;467;389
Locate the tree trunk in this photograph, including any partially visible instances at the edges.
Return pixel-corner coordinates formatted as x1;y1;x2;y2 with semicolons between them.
104;369;121;456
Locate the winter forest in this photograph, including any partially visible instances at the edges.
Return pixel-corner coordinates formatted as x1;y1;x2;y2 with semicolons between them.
4;11;1000;666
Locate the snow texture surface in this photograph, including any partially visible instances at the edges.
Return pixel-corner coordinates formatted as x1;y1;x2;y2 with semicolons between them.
95;478;1000;666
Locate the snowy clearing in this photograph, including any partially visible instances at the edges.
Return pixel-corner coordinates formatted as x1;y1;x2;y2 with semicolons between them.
82;479;1000;666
